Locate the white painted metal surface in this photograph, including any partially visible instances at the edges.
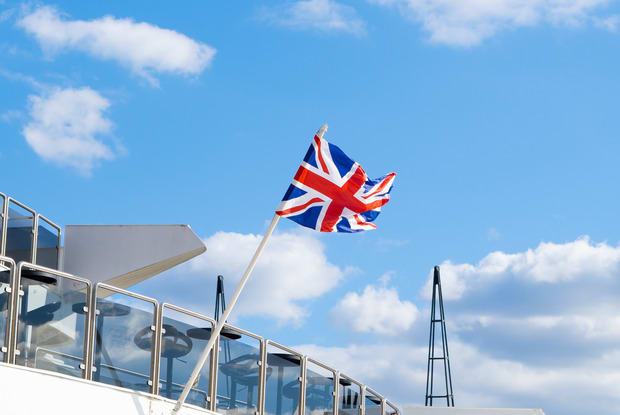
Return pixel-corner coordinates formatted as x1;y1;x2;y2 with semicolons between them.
404;406;545;415
63;225;206;289
0;362;213;415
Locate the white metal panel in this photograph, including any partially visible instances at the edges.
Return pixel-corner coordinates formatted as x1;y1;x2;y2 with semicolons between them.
0;362;213;415
62;225;206;289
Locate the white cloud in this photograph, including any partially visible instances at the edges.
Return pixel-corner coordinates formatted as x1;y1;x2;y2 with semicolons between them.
297;338;620;413
261;0;366;35
298;236;620;413
18;6;216;85
422;236;620;300
296;342;426;395
22;86;119;175
189;230;348;325
331;277;418;335
371;0;612;46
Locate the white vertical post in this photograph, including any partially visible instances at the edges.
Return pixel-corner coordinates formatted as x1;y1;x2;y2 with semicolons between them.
172;124;328;414
172;213;280;413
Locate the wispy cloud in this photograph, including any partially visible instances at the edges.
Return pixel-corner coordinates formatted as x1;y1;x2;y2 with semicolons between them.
17;6;216;86
0;67;44;90
371;0;613;46
22;86;121;175
0;109;23;122
487;227;501;240
594;14;620;32
376;237;409;251
0;7;15;22
260;0;366;35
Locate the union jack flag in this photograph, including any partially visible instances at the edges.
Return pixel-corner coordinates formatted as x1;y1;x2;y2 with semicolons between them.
276;133;396;233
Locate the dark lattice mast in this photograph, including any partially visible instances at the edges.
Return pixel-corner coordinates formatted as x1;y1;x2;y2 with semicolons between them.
214;274;226;322
425;265;455;407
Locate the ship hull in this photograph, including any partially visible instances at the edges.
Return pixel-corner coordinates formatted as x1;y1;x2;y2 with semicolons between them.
0;362;212;415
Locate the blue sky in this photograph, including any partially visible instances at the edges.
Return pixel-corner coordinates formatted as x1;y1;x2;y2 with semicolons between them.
3;1;620;414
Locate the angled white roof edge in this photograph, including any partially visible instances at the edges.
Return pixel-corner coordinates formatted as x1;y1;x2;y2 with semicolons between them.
62;224;206;289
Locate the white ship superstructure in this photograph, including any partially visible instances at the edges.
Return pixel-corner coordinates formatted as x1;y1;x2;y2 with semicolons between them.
0;192;400;415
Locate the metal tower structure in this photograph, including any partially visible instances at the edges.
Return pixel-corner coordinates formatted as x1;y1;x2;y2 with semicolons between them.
214;274;234;398
425;265;455;407
214;274;226;322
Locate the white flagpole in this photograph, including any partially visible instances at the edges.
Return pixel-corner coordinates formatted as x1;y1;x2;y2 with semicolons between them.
171;124;328;414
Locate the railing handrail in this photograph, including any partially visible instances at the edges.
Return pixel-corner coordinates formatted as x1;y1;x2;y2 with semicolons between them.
265;338;305;358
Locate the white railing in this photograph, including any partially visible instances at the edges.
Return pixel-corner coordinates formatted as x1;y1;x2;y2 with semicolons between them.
0;258;400;415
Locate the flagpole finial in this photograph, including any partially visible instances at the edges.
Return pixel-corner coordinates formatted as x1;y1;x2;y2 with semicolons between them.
317;124;328;139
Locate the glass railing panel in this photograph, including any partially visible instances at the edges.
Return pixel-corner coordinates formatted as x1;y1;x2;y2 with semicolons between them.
0;262;11;362
264;342;303;415
36;216;60;270
364;389;382;415
6;200;34;263
159;305;215;408
94;285;157;392
338;376;361;415
216;326;261;415
14;266;89;379
305;360;335;415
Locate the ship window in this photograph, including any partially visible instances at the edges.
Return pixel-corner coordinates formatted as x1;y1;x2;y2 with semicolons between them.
159;305;215;408
338;376;361;415
36;216;60;270
216;327;261;415
14;267;88;379
365;390;382;415
305;361;335;415
6;200;35;264
94;286;157;393
264;343;303;415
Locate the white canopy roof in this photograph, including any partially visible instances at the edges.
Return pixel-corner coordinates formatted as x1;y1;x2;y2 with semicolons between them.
62;224;206;289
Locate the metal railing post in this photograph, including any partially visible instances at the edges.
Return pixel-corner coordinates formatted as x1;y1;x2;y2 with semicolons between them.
0;193;6;257
85;283;98;380
300;355;307;415
153;303;165;395
209;334;220;411
334;371;340;415
31;215;38;264
360;385;366;415
7;261;24;364
0;256;15;363
259;338;268;415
